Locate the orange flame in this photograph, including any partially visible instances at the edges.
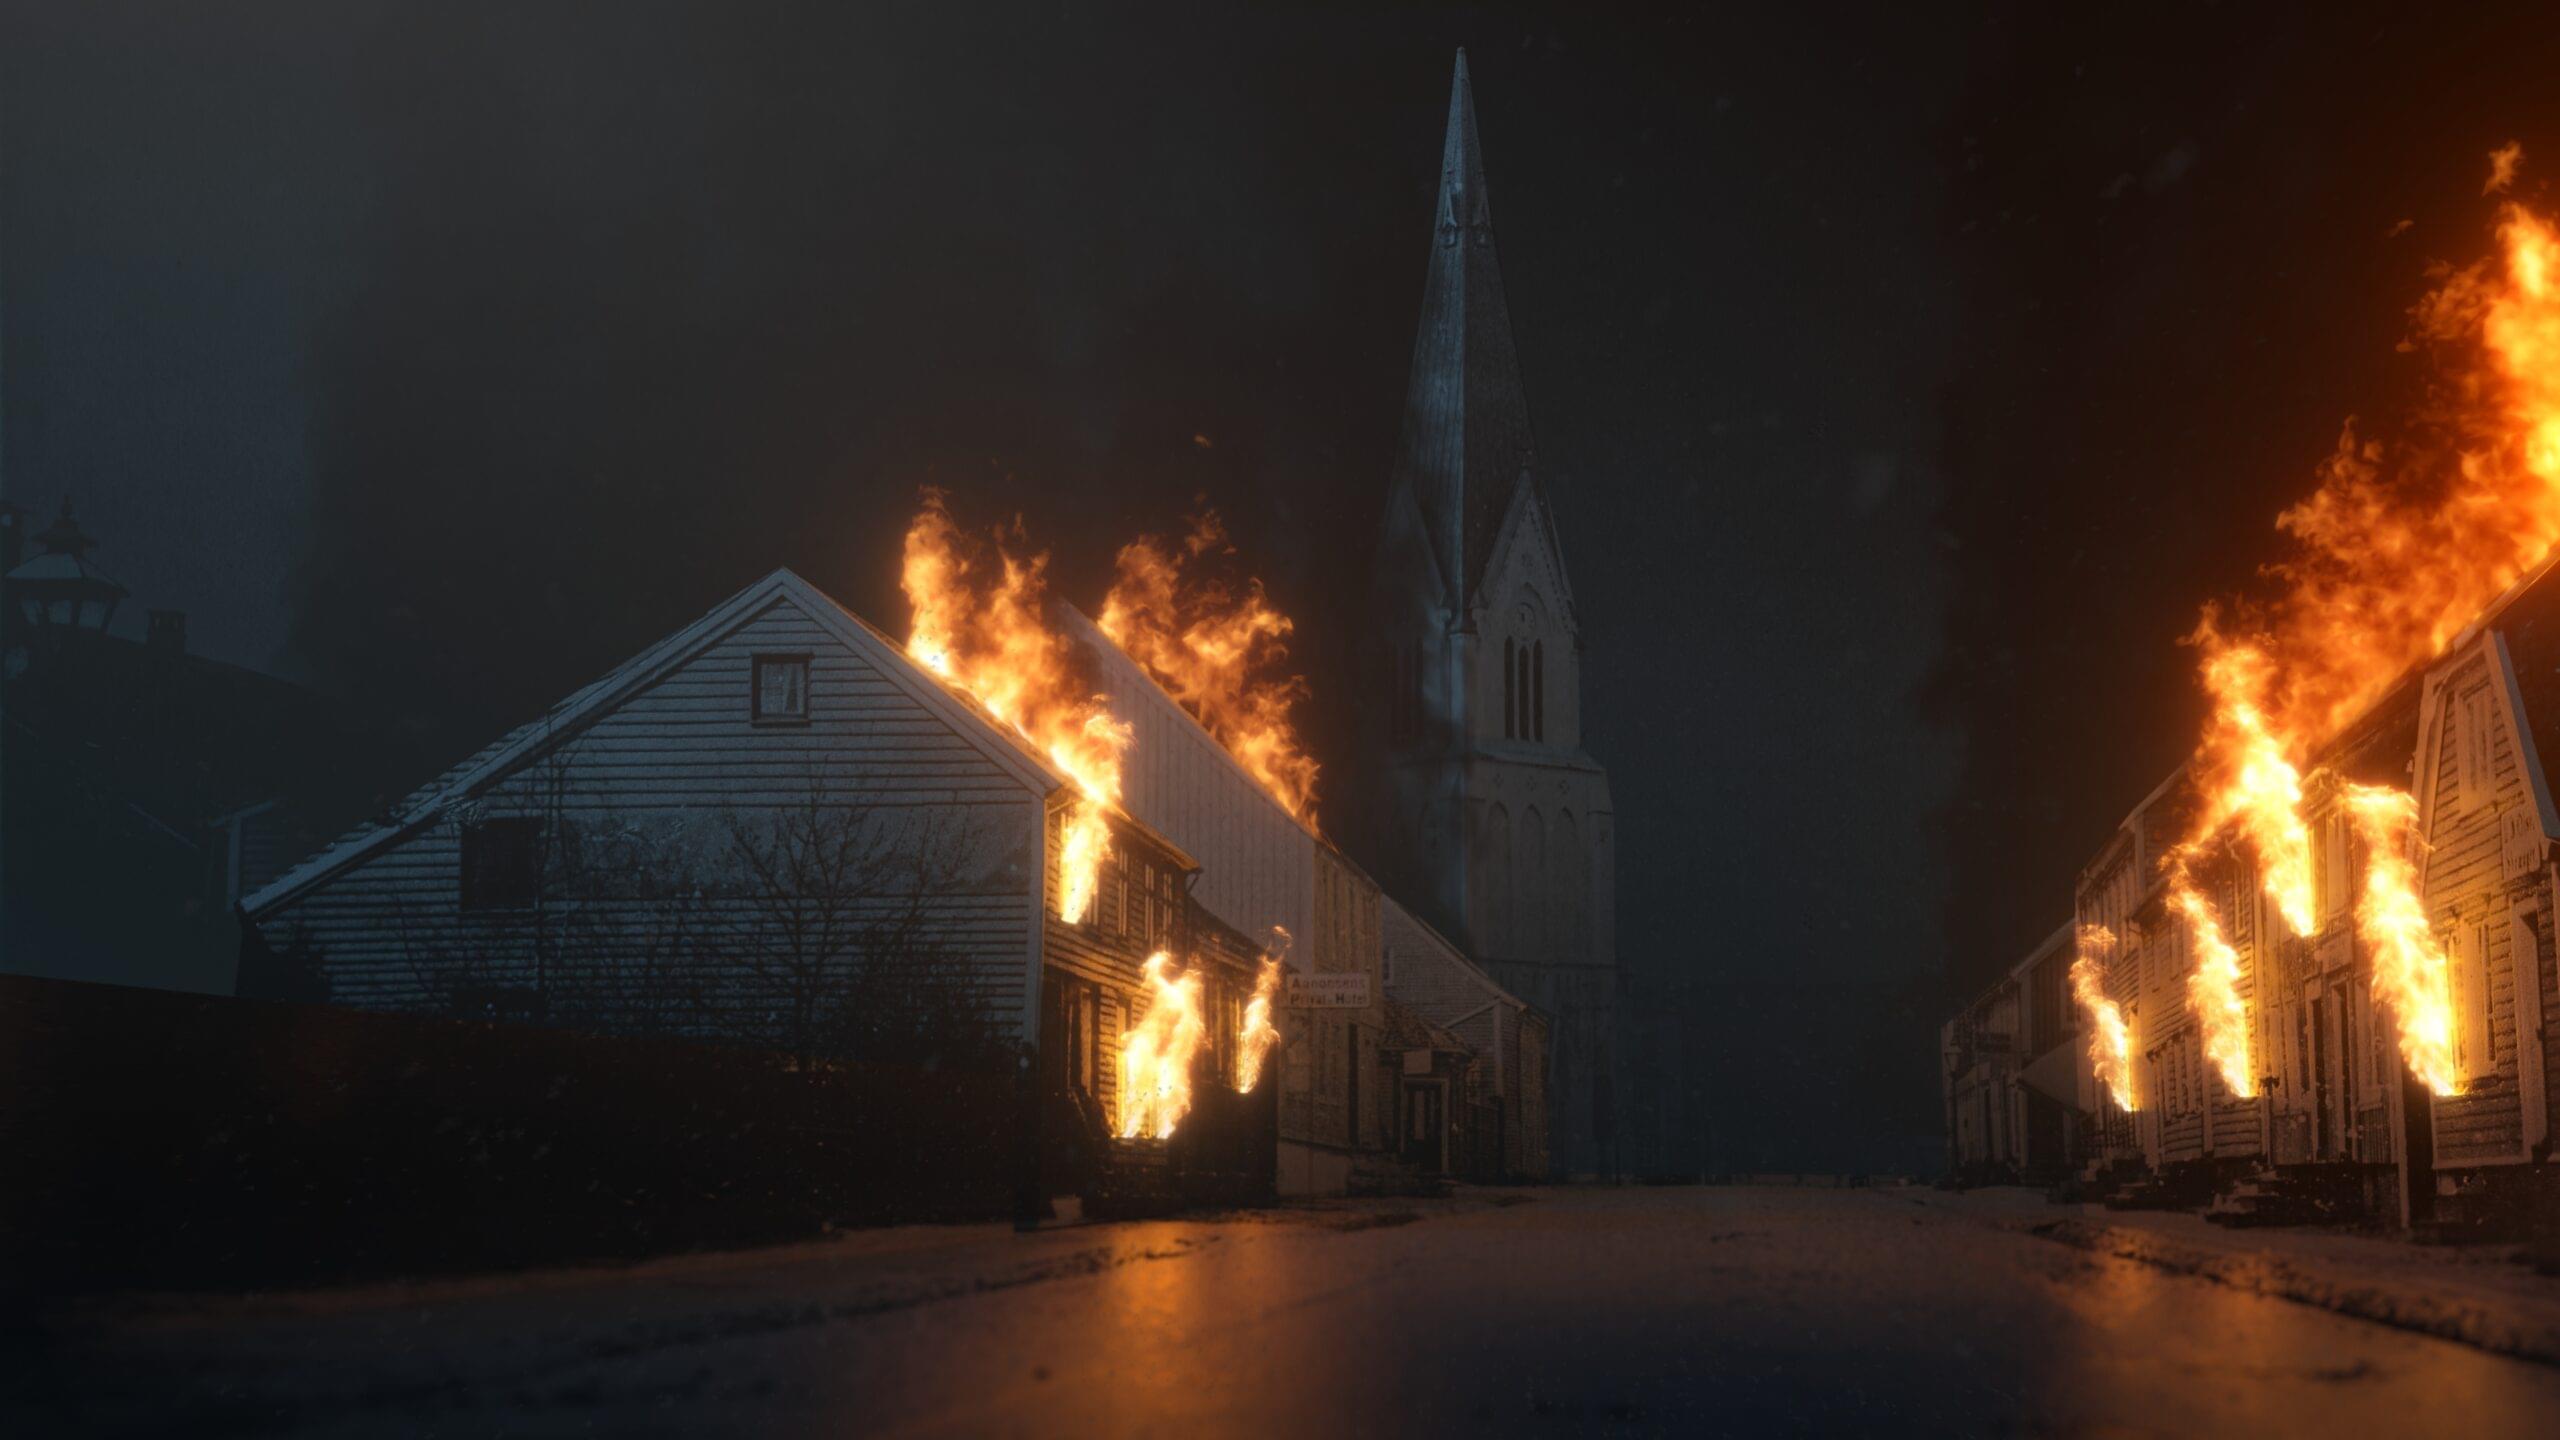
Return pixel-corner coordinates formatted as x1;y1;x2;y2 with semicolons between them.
1099;512;1321;824
1235;958;1284;1093
2069;925;2138;1112
2167;155;2560;1093
2181;640;2318;936
1118;951;1206;1138
902;491;1132;924
2166;877;2256;1097
2342;784;2462;1095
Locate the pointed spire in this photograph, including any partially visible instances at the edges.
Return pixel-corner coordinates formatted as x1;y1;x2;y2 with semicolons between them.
1391;49;1537;610
1436;48;1494;242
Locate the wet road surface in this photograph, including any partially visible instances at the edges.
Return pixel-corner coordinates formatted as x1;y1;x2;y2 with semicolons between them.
18;1186;2560;1436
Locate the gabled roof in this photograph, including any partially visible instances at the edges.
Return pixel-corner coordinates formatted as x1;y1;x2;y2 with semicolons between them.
244;568;1140;916
1383;997;1473;1056
1481;467;1579;634
1391;48;1543;612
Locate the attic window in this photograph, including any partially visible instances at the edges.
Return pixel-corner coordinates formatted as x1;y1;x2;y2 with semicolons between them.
460;817;543;913
752;654;810;724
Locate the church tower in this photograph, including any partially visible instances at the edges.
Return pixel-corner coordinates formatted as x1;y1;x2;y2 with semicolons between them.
1370;51;1619;1178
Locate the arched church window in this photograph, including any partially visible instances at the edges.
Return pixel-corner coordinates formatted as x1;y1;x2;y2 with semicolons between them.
1503;638;1517;739
1533;640;1546;741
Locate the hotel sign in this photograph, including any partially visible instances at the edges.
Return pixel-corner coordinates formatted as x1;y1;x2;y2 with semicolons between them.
1284;973;1371;1010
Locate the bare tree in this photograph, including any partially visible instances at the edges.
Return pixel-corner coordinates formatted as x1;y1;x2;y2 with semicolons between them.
392;739;1006;1071
681;766;1001;1071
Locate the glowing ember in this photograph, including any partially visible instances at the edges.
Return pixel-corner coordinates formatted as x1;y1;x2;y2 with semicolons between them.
2165;152;2560;1092
1118;951;1207;1139
2342;784;2462;1095
902;490;1133;924
2069;925;2138;1112
1235;958;1284;1093
1099;512;1321;824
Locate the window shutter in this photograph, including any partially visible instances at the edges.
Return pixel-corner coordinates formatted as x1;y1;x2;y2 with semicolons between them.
2455;919;2495;1087
2455;691;2485;803
2323;815;2351;921
2512;908;2540;1065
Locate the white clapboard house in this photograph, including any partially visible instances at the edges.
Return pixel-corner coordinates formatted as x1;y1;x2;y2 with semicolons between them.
241;568;1232;1158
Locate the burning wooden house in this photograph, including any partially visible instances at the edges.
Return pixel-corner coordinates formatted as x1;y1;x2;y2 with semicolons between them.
1986;165;2560;1234
2391;564;2560;1231
240;567;1274;1214
1057;602;1413;1196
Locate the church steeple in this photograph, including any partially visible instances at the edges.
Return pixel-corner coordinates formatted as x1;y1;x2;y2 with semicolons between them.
1392;48;1537;612
1366;51;1621;1182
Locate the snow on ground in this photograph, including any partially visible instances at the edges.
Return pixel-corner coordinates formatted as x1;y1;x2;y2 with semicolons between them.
15;1187;2560;1436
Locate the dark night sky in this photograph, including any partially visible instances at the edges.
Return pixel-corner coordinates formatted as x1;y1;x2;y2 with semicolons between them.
11;2;2560;1167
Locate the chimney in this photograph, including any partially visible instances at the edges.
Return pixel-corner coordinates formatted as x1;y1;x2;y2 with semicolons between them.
148;609;187;656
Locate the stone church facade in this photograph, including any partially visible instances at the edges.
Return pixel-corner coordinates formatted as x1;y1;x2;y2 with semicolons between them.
1365;51;1620;1178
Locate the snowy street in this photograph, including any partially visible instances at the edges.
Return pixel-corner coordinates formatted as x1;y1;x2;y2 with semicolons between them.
19;1186;2560;1436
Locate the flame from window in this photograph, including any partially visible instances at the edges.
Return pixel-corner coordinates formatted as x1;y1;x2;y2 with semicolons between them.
2342;784;2462;1095
1235;958;1284;1093
2069;925;2139;1112
1118;951;1206;1139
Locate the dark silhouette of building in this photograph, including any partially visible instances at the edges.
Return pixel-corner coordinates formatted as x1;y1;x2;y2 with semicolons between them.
1364;53;1622;1178
2;499;402;993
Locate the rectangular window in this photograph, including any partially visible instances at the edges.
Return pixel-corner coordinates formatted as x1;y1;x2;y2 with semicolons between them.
2453;919;2495;1087
460;817;544;912
752;654;811;724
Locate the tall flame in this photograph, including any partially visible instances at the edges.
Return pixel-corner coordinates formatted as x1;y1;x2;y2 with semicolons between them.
2182;640;2318;937
1118;951;1206;1139
2342;784;2462;1095
1235;958;1284;1093
2167;877;2256;1097
902;490;1132;924
2164;153;2560;1101
2069;925;2138;1112
1099;512;1321;824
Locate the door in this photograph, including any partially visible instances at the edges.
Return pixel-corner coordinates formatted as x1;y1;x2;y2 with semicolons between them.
1402;1080;1447;1171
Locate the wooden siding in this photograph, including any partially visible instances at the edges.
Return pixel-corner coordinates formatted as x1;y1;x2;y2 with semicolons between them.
1038;810;1239;1129
251;593;1048;1042
2423;644;2542;1166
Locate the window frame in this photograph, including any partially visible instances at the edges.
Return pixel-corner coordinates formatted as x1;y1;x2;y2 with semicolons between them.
459;815;545;914
750;652;814;726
